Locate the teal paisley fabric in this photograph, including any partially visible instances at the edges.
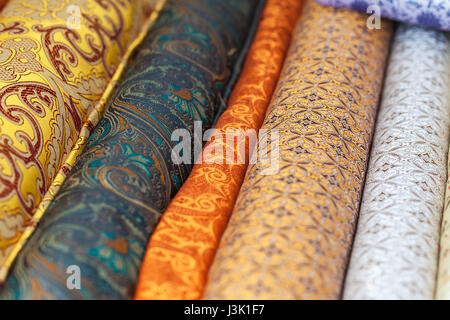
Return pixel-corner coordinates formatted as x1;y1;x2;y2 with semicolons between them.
0;0;258;299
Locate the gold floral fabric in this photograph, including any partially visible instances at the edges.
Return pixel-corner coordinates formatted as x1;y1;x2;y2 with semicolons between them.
203;0;392;299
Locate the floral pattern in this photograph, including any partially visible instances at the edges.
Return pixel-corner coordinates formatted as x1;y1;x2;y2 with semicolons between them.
135;0;303;300
344;24;450;300
203;0;392;300
317;0;450;31
0;0;257;299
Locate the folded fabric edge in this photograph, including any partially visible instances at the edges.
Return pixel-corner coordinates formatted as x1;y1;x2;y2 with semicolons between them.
0;0;167;284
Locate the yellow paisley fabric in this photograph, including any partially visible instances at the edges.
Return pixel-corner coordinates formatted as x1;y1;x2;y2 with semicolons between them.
0;0;164;282
203;0;392;299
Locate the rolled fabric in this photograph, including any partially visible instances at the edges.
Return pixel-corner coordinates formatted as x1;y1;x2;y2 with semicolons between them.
202;0;392;300
0;0;163;282
0;0;259;299
343;25;450;300
135;0;304;300
436;47;450;299
316;0;450;31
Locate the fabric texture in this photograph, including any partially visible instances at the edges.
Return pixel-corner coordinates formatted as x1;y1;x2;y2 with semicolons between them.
135;0;303;300
435;39;450;300
202;0;392;300
343;25;450;300
0;0;258;299
210;0;267;127
316;0;450;31
0;0;163;283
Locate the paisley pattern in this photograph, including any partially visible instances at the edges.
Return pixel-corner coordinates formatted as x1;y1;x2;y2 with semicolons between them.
0;0;163;282
203;1;392;300
0;0;258;299
135;0;303;300
343;25;450;300
316;0;450;31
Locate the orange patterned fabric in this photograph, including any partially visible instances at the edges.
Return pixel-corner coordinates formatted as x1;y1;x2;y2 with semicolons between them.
134;0;304;300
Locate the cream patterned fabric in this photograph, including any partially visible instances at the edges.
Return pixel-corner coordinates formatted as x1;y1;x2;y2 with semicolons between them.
344;24;450;300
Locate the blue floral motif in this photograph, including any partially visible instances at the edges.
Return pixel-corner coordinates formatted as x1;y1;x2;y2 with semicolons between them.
89;233;143;276
162;84;208;122
317;0;450;31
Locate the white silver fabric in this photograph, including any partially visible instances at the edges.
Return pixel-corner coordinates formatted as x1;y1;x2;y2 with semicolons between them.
343;24;450;300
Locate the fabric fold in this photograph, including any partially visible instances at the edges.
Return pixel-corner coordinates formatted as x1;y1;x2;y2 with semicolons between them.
135;0;303;300
316;0;450;31
0;0;164;283
202;0;392;300
0;0;258;299
343;25;450;300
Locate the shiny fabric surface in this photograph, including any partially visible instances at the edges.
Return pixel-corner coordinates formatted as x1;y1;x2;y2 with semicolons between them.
435;36;450;300
0;0;258;299
344;25;450;300
316;0;450;31
203;0;392;300
0;0;161;282
135;0;303;300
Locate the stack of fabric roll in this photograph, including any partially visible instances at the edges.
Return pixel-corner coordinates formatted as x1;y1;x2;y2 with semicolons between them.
0;0;448;300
